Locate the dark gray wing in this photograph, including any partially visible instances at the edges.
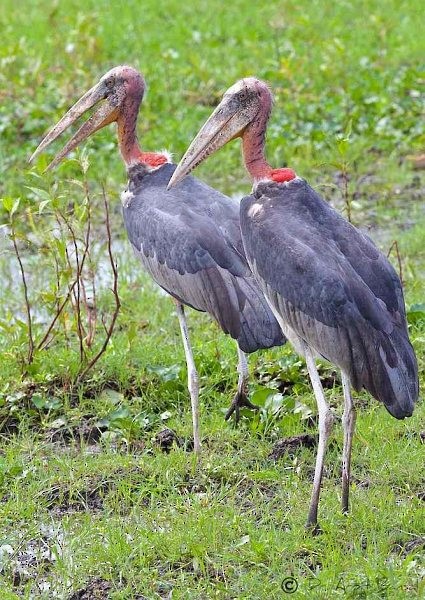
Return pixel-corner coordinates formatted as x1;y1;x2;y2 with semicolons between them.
241;178;418;418
122;163;285;353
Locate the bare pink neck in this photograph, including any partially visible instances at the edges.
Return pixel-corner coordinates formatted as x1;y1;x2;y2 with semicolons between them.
242;115;272;180
242;108;296;183
116;97;168;168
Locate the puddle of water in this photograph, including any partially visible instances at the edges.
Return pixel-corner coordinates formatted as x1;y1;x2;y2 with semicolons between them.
0;226;162;327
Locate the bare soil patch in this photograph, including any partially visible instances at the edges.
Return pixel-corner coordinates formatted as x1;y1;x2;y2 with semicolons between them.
392;537;425;557
45;478;111;515
69;578;113;599
154;428;194;453
269;434;317;461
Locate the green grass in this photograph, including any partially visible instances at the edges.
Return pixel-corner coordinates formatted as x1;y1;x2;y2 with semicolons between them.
0;0;424;598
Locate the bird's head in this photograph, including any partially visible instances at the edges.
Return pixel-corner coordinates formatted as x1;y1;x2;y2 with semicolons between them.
167;78;273;189
30;66;145;170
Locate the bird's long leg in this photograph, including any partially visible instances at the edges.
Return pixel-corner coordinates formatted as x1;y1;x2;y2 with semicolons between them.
174;301;200;455
341;371;356;514
225;344;259;422
304;344;334;529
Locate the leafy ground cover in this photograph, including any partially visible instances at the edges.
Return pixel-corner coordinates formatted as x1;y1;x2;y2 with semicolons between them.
0;0;424;597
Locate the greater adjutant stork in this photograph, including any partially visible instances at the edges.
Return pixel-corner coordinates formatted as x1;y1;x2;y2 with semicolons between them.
168;77;419;526
29;67;285;455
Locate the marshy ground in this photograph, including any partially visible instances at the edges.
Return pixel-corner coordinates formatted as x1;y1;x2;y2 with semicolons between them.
0;0;424;597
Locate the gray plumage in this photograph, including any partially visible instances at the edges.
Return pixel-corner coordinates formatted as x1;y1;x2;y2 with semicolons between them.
240;177;418;419
123;162;285;353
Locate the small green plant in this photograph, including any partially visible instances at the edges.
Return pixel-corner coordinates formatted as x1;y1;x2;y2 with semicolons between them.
1;161;120;382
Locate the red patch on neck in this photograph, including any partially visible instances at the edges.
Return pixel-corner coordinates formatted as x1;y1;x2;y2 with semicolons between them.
140;152;168;167
270;168;297;183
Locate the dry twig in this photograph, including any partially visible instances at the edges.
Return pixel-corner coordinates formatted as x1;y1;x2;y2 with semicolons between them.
77;187;120;381
387;240;404;286
10;227;34;364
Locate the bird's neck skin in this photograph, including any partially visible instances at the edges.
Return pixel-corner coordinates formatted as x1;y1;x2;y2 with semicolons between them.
241;108;296;184
116;96;169;169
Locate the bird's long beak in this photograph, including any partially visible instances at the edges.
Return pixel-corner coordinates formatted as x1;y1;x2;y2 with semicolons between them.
29;81;118;170
167;95;252;189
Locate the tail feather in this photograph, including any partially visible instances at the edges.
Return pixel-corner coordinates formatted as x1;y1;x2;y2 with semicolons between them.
351;324;418;419
233;276;286;353
379;328;418;418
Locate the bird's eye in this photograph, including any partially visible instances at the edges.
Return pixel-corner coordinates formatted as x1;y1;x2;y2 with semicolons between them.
239;90;248;101
105;78;115;89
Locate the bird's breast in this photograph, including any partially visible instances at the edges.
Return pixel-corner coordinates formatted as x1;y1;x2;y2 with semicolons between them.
121;189;135;208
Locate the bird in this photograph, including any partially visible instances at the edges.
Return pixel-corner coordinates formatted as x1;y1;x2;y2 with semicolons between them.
29;67;285;456
168;77;419;526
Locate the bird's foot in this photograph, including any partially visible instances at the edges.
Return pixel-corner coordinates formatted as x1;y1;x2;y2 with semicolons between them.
305;521;323;536
224;391;259;423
